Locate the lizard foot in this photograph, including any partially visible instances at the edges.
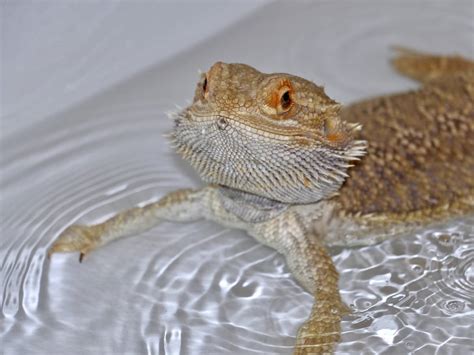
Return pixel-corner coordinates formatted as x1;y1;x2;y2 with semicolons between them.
48;224;101;262
293;299;350;355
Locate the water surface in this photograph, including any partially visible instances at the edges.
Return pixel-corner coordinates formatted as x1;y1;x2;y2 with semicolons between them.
2;2;473;354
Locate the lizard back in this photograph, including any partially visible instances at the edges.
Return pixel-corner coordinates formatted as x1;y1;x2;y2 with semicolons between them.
338;71;474;217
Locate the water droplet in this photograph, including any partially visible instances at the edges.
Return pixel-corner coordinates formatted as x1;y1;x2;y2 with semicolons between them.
437;234;453;247
412;265;424;274
372;315;399;346
465;263;474;283
104;183;128;196
444;300;465;313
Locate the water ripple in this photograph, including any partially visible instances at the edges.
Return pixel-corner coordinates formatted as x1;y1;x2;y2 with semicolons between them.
2;2;473;355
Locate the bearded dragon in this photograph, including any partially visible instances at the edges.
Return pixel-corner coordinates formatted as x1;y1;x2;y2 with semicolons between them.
49;48;474;354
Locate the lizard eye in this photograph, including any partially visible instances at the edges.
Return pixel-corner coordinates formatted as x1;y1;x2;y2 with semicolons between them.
195;73;209;103
202;76;208;93
280;90;292;110
276;87;293;115
269;79;294;116
262;79;295;118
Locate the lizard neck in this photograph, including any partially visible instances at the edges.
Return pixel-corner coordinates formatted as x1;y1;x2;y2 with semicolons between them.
217;187;290;224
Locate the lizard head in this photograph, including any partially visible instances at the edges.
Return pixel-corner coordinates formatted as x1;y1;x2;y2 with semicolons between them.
172;62;366;204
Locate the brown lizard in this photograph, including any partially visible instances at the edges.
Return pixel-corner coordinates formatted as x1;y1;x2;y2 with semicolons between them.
48;48;474;354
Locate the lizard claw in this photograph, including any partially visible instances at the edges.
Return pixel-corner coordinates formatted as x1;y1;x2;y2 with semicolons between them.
48;224;101;261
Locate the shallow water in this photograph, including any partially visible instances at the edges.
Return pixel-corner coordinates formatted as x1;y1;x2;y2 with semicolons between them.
2;2;474;354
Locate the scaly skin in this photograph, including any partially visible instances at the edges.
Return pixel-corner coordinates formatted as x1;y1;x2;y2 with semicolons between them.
49;48;474;354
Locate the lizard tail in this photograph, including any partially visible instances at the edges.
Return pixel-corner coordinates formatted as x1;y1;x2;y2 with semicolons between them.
390;46;474;83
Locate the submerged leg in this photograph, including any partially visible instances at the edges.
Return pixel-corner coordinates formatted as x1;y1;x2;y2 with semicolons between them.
48;187;211;261
292;242;349;355
249;211;349;354
391;46;474;83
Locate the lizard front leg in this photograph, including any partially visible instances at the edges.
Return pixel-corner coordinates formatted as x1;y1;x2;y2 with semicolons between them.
291;242;349;355
249;210;349;355
48;187;213;261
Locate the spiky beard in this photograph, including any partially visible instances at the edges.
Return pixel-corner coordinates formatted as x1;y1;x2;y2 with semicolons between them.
171;110;366;204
